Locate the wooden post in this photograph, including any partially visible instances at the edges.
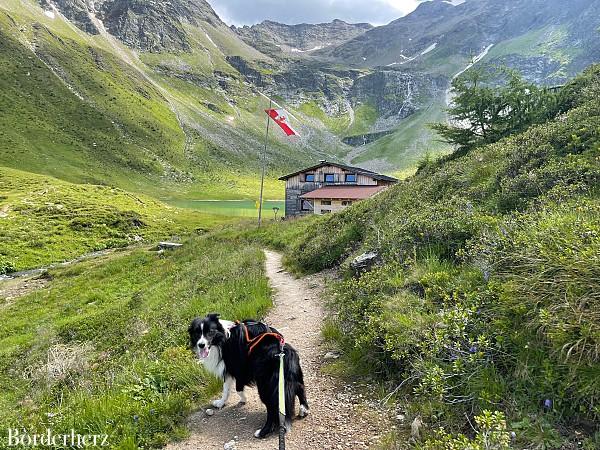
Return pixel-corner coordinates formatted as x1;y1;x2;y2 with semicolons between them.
258;99;273;228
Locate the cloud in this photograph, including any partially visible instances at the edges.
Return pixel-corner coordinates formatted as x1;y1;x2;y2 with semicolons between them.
207;0;425;27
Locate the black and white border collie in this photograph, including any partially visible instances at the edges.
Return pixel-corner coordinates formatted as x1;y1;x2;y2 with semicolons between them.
189;314;309;438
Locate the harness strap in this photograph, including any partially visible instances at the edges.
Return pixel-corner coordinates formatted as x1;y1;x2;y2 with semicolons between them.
235;320;285;355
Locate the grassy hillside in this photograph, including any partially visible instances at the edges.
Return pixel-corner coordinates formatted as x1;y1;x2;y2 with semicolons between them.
482;25;582;80
0;235;271;449
0;8;185;189
349;97;451;171
253;65;600;448
0;1;338;204
0;167;233;273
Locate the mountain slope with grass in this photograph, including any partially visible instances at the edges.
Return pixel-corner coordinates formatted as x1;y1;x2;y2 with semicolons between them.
0;0;347;204
0;167;232;273
255;65;600;448
309;0;600;172
3;0;599;186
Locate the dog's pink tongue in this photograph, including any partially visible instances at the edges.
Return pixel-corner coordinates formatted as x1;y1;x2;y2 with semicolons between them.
200;347;209;359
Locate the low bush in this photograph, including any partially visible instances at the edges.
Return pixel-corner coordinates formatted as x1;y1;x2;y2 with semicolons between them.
468;198;600;421
419;410;511;450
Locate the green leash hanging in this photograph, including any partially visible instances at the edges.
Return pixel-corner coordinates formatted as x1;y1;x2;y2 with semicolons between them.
278;347;286;450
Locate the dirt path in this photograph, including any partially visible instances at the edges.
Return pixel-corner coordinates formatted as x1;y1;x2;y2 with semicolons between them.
0;277;49;310
166;250;388;450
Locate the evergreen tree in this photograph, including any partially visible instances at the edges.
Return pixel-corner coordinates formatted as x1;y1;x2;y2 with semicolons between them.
432;69;563;151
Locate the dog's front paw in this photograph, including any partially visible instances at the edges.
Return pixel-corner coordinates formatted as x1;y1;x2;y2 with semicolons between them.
212;399;225;409
237;391;247;404
254;429;262;439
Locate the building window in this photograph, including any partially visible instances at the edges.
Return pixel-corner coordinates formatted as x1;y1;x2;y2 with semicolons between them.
321;209;331;214
301;200;313;211
321;200;332;206
342;200;353;206
345;173;357;183
324;173;335;183
305;173;315;182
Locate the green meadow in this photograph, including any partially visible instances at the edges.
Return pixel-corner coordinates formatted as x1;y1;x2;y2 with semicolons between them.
0;167;238;274
0;235;271;449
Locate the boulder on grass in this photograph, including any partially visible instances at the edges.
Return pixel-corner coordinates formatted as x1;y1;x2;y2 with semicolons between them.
157;242;183;250
350;251;380;275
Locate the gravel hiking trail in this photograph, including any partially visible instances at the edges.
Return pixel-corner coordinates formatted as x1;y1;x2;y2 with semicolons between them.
166;250;389;450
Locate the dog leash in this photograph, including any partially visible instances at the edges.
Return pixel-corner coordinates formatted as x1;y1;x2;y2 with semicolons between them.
277;343;286;450
235;321;287;449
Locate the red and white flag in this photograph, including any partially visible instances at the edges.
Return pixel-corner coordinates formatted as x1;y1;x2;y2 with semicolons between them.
265;108;299;136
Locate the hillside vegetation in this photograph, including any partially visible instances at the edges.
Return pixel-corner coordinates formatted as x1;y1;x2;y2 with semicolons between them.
256;65;600;448
0;167;231;273
0;235;271;448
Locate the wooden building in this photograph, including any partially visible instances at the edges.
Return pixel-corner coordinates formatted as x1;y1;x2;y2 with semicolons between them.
279;161;398;217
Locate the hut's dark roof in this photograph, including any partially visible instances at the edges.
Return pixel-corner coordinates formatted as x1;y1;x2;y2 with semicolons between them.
278;161;398;183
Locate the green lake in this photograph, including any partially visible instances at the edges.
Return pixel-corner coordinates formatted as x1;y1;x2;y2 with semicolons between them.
168;199;285;218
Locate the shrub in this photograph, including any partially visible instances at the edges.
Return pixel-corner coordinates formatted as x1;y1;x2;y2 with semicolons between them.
467;198;600;421
419;410;511;450
0;256;15;275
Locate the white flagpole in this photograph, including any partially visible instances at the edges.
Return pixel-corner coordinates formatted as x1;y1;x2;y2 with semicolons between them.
258;99;273;228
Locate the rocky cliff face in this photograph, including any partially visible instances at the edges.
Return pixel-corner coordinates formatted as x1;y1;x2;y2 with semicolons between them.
233;19;372;57
227;55;443;134
101;0;192;52
40;0;225;52
40;0;99;34
227;56;357;115
351;70;445;130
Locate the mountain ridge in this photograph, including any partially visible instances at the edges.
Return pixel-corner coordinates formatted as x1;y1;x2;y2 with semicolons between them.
233;19;372;57
4;0;600;188
324;0;600;79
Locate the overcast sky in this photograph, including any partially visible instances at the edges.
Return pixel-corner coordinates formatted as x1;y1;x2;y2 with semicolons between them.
206;0;427;27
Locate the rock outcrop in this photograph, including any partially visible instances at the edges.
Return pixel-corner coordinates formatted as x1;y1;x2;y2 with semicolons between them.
40;0;99;34
39;0;225;52
351;70;446;130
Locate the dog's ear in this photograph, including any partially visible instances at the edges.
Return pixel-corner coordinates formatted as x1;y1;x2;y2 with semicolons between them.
188;318;201;333
207;313;221;321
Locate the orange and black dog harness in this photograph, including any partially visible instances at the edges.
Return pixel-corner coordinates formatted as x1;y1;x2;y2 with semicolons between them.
235;320;285;355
